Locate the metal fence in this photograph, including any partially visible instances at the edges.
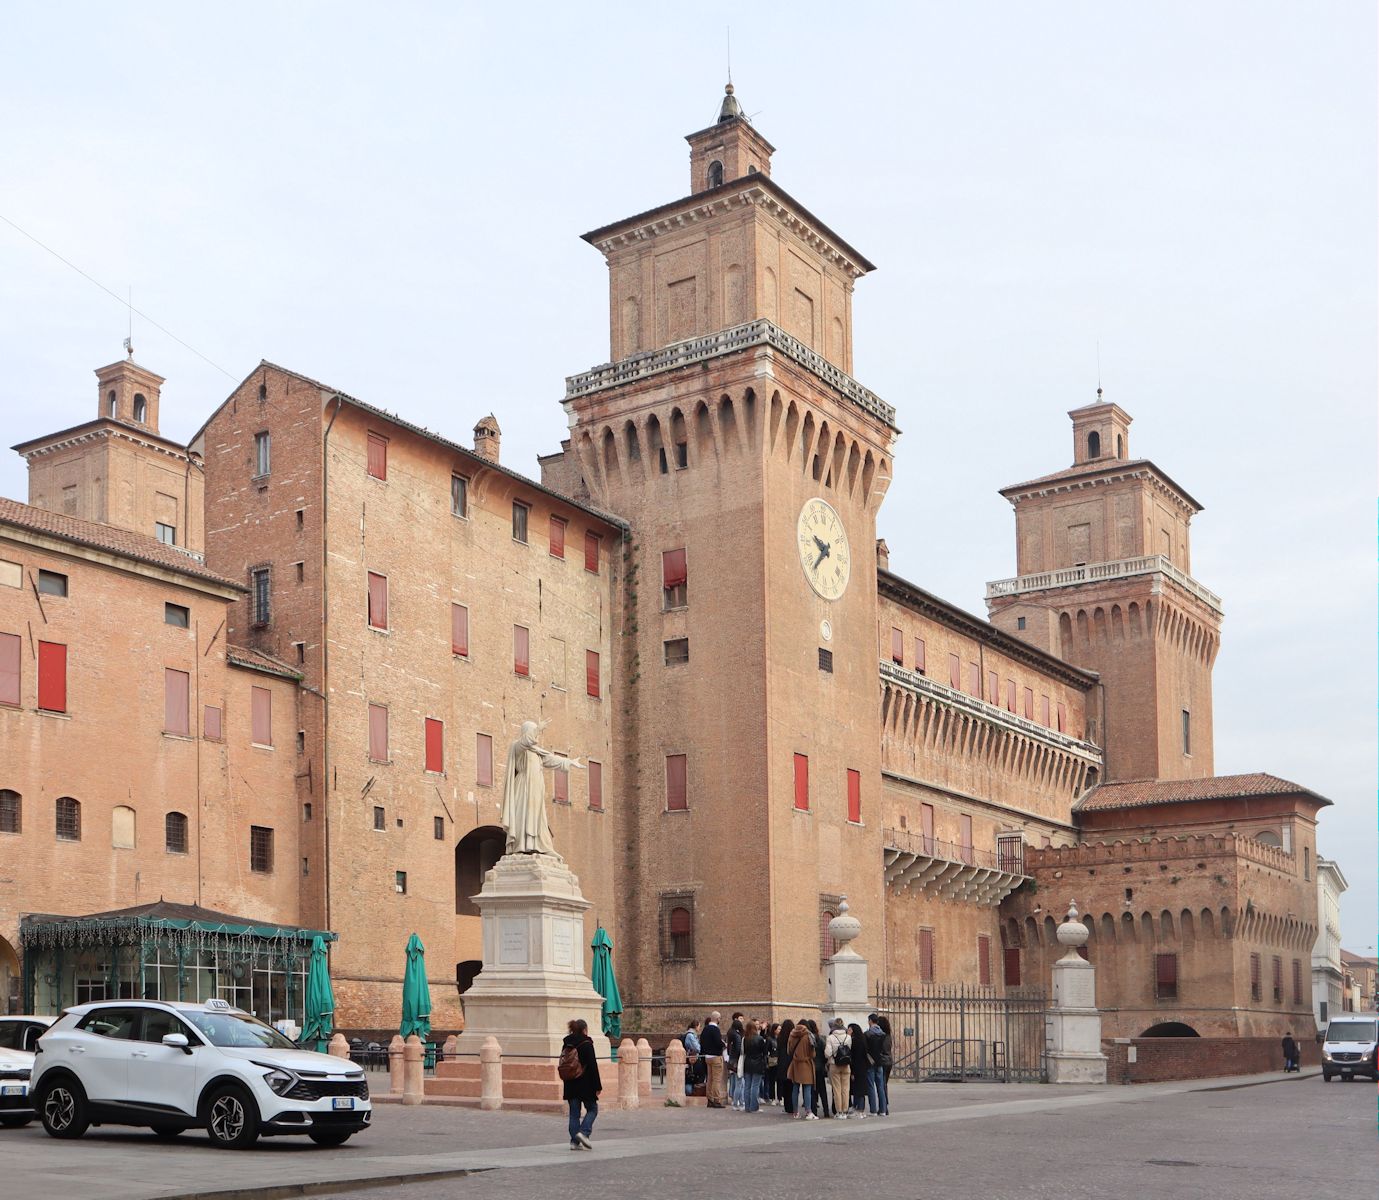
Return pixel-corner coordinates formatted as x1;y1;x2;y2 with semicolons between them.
873;982;1047;1083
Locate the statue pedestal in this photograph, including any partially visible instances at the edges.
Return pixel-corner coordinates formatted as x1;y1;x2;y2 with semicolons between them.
1045;957;1108;1084
820;949;871;1030
452;853;611;1063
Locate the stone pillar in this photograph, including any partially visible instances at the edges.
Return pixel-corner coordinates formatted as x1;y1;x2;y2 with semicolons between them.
327;1033;350;1059
1045;901;1108;1084
402;1034;425;1104
618;1037;640;1110
479;1036;503;1111
819;898;871;1030
636;1037;653;1098
664;1039;686;1103
443;1034;458;1061
388;1034;405;1095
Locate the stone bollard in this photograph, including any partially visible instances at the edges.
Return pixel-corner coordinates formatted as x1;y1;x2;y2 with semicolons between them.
664;1040;686;1103
618;1037;640;1110
388;1034;406;1096
637;1037;653;1098
480;1036;503;1111
327;1033;350;1059
402;1034;424;1105
443;1034;458;1062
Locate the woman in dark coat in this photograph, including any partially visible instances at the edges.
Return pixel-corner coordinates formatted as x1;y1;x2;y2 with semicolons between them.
762;1023;779;1104
807;1019;832;1118
848;1022;870;1117
741;1020;768;1112
776;1019;796;1114
561;1018;602;1149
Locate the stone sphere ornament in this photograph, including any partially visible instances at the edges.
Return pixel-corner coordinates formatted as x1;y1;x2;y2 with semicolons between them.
1055;900;1089;956
827;897;862;956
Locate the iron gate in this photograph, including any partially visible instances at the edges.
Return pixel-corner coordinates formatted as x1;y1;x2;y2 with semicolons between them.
873;982;1047;1082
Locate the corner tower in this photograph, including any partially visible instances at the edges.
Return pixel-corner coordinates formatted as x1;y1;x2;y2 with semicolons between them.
985;393;1221;783
550;86;897;1016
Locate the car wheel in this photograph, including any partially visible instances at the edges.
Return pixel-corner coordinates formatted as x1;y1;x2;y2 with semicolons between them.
0;1115;33;1128
1322;1072;1332;1082
203;1084;260;1150
308;1129;353;1147
40;1078;90;1139
151;1124;186;1138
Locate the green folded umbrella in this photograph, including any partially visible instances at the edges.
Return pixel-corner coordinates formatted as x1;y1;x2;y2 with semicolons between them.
591;925;623;1040
400;932;432;1040
301;935;335;1053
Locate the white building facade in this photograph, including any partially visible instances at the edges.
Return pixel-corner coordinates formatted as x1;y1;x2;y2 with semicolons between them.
1311;859;1347;1027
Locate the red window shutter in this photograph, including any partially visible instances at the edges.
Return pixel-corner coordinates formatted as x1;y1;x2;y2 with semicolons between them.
666;754;687;810
987;670;998;704
1023;687;1034;719
164;669;190;736
662;548;687;589
424;718;444;773
1003;947;1021;987
553;767;569;803
918;928;934;982
978;935;992;986
968;662;980;696
948;653;961;689
477;733;494;787
586;650;600;698
915;638;926;673
1006;680;1017;712
203;705;223;740
368;702;388;761
1056;702;1067;732
1156;952;1178;987
584;531;600;574
549;516;566;559
0;632;19;705
514;625;530;676
921;803;935;848
367;572;388;629
793;753;809;811
846;768;861;823
588;760;603;810
891;627;904;664
38;641;67;713
960;813;973;863
1041;695;1051;726
451;604;469;656
367;432;387;479
251;685;272;745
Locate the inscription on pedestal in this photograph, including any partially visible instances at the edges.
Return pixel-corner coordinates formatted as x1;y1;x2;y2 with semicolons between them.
1057;967;1094;1008
553;921;574;967
499;919;528;965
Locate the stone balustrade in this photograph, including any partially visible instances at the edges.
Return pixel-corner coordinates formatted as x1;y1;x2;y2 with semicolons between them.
985;554;1223;615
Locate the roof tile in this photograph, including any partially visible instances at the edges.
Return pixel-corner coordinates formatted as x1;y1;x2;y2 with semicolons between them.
1077;772;1331;812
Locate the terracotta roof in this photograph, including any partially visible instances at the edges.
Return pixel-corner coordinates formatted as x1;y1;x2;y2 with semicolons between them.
999;457;1203;512
1340;950;1377;967
226;644;303;681
0;497;243;590
1076;772;1332;813
12;416;194;457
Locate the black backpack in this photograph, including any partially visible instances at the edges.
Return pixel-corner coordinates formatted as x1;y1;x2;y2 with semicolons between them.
832;1034;851;1066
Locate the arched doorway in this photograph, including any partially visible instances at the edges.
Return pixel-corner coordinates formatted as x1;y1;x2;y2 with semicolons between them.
1139;1021;1200;1038
0;935;18;1014
455;826;505;916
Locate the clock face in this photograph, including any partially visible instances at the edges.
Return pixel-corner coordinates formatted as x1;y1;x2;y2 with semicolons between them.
797;498;850;601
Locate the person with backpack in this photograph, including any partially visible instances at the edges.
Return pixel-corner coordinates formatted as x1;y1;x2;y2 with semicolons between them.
560;1018;602;1150
825;1017;852;1118
865;1012;891;1116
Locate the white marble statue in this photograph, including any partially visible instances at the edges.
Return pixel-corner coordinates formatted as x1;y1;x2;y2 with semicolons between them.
500;719;582;857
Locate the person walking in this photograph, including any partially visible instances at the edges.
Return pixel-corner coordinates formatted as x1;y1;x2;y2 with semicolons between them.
727;1014;746;1109
701;1011;727;1107
560;1018;602;1150
865;1012;891;1116
807;1020;832;1118
741;1020;768;1112
848;1022;870;1117
787;1019;816;1119
1281;1032;1299;1073
825;1017;852;1118
683;1019;702;1097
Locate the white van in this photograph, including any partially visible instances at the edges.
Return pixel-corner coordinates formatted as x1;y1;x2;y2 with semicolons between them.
1321;1014;1378;1082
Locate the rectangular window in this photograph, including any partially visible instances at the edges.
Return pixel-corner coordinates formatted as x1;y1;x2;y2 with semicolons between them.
512;501;529;543
586;650;600;699
296;730;305;753
674;440;688;469
0;632;19;706
793;753;810;812
451;603;469;657
250;826;274;873
366;431;387;480
0;792;20;834
996;833;1024;874
368;703;388;761
424;717;444;773
434;815;445;840
164;602;189;628
987;670;999;705
251;686;272;746
553;765;569;803
203;705;222;740
947;653;961;689
664;637;689;665
549;516;566;559
251;567;271;627
666;754;688;811
1155;952;1179;999
0;559;20;588
373;806;386;831
1303;847;1310;880
37;641;66;713
977;935;992;986
1292;958;1303;1005
920;803;935;854
1272;956;1283;1003
968;662;981;697
846;768;861;824
662;548;688;608
584;531;600;574
1006;680;1017;713
918;927;935;982
395;871;407;895
1041;695;1051;726
914;638;926;675
514;625;530;676
1182;709;1191;755
960;813;974;864
163;669;190;736
293;642;305;665
663;896;694;961
294;561;304;583
1056;702;1067;733
367;572;388;630
1250;953;1262;1002
890;627;904;665
155;522;176;545
818;647;833;673
37;569;68;597
254;431;271;477
588;760;603;811
476;733;494;787
1023;687;1034;719
1003;947;1021;987
450;473;468;518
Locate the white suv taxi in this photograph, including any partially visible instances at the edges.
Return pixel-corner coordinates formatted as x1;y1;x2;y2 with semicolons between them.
32;998;370;1148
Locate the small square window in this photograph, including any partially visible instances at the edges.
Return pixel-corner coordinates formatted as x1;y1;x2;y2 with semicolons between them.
664;638;689;666
164;602;190;628
155;522;177;545
37;570;68;597
433;816;445;840
395;870;407;894
512;502;530;544
373;806;385;831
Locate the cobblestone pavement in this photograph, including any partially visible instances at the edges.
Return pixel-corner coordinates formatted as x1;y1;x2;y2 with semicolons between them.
2;1069;1367;1200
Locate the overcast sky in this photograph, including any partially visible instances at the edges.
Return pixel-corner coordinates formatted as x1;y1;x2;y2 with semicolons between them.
2;4;1374;945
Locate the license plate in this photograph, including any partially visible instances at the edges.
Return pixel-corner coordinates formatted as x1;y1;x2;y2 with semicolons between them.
1;1085;26;1097
331;1097;354;1110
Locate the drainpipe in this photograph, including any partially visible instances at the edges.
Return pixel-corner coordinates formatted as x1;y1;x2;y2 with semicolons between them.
321;395;343;933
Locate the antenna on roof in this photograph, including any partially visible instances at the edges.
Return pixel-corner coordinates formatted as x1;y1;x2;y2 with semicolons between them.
727;25;732;85
1096;339;1103;401
124;286;133;359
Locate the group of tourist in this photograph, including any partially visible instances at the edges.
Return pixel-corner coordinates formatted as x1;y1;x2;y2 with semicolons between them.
683;1010;893;1119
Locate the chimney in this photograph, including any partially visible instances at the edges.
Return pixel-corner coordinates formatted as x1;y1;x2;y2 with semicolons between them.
473;415;501;463
876;538;890;572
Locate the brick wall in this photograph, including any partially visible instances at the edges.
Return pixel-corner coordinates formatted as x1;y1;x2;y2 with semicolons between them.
1102;1035;1320;1083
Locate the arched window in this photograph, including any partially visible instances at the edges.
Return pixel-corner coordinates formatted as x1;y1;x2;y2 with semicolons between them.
56;796;80;842
707;160;724;189
0;789;19;833
112;805;136;849
1116;434;1124;459
165;811;188;854
819;910;837;960
106;390;118;418
668;906;693;960
1254;830;1282;849
133;394;147;422
258;383;267;402
1087;430;1101;458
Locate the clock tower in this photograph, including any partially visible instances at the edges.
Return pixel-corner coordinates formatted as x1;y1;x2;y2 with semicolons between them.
547;86;898;1015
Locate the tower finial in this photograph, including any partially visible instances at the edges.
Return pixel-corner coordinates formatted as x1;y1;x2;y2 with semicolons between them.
718;80;742;122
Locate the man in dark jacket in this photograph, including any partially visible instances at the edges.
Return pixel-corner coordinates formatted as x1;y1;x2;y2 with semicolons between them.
727;1014;745;1108
561;1019;602;1149
1281;1032;1299;1073
865;1013;891;1116
700;1011;727;1107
